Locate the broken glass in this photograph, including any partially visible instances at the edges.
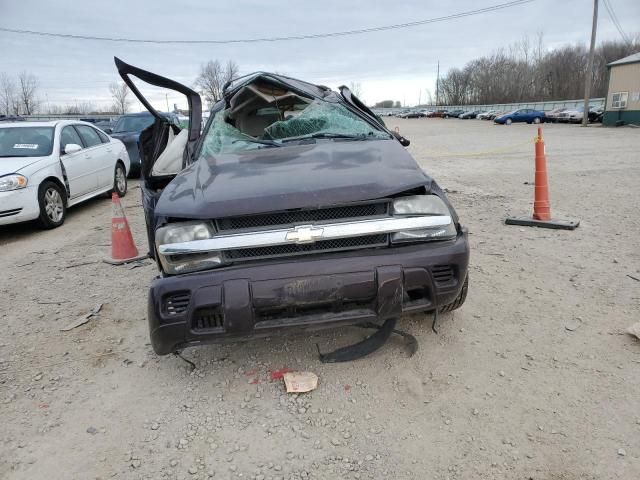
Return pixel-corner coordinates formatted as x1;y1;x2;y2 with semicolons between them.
264;100;388;140
199;99;389;158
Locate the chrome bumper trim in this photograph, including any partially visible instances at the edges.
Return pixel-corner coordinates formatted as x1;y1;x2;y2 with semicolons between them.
158;215;452;255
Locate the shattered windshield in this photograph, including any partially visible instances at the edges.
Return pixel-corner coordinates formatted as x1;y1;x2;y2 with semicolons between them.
199;99;389;157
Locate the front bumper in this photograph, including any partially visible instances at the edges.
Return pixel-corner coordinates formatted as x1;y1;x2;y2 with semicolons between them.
148;232;469;355
0;186;40;226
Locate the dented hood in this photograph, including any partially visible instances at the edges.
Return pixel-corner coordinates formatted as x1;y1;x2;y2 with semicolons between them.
155;139;430;219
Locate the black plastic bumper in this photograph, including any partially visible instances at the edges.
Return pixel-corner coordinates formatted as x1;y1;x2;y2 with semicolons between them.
148;232;469;355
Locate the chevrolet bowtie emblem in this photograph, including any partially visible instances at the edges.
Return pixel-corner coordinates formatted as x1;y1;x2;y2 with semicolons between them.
285;225;325;244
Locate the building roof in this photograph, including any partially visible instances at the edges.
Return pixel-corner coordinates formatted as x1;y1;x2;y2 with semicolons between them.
607;52;640;67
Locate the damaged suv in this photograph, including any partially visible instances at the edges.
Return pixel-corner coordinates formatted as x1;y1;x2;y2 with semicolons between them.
115;58;469;356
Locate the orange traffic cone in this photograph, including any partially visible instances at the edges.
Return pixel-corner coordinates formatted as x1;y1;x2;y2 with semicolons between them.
506;127;579;230
103;193;148;265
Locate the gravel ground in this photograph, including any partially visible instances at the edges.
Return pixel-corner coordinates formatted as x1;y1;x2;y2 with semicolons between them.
1;119;639;480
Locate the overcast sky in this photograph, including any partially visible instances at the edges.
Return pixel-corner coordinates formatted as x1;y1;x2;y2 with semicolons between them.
1;0;639;111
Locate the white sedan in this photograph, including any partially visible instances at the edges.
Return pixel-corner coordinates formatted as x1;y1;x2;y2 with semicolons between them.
0;120;130;228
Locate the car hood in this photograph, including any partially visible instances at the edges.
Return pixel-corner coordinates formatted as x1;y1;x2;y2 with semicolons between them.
0;156;48;175
155;139;431;219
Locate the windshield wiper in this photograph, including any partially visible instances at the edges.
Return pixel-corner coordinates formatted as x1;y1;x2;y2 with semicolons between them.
281;132;373;143
232;137;281;147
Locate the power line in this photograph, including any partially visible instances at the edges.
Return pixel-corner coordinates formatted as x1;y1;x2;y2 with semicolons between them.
0;0;535;45
602;0;631;45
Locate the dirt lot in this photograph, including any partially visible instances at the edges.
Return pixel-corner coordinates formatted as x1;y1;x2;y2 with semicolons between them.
1;119;639;480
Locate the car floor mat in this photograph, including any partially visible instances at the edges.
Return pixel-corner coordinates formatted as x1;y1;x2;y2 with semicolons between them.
316;318;417;363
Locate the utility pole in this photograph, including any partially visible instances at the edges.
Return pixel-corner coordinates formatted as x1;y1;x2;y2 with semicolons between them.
582;0;598;126
165;93;170;113
435;60;440;107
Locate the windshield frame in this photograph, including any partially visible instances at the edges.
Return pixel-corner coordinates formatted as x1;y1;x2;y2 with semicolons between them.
0;126;55;158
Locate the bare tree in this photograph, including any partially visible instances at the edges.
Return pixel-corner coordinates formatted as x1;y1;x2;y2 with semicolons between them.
195;60;240;107
348;81;363;98
17;71;39;115
109;82;131;114
0;73;17;115
423;88;434;105
223;60;239;86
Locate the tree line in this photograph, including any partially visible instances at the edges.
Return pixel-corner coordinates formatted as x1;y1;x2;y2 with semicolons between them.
436;35;639;106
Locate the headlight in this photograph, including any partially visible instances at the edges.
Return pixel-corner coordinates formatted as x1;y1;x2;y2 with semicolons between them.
391;195;457;243
0;174;28;192
392;195;451;216
155;221;222;274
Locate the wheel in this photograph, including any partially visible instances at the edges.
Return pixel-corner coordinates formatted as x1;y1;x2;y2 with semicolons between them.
112;162;127;198
505;118;513;125
533;117;541;124
439;275;468;313
37;181;66;229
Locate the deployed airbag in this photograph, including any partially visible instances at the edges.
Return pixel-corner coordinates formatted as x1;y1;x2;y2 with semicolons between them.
152;128;188;176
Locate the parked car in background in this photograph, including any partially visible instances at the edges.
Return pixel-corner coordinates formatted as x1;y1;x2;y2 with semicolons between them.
460;110;481;119
404;111;426;118
0;121;129;228
545;108;567;123
0;115;26;122
115;58;470;355
94;119;115;131
591;107;604;123
486;111;504;120
478;110;499;120
445;109;465;118
108;111;179;176
494;109;545;125
558;106;603;124
428;110;448;118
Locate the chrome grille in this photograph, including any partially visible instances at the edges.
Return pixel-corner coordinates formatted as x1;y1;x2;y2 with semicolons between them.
224;234;388;262
216;202;388;231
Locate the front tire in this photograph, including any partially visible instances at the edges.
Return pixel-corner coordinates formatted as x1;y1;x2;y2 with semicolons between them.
113;162;127;198
37;181;66;229
505;118;513;125
439;275;468;313
533;117;541;124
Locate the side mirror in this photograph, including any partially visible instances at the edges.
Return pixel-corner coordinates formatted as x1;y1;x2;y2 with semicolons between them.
64;143;82;155
104;128;112;134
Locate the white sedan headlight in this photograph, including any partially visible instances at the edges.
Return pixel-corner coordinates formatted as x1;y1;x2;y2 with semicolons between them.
155;221;222;274
391;195;457;243
0;174;28;192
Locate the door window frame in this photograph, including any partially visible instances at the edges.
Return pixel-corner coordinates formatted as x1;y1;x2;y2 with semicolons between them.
74;124;103;148
59;125;86;155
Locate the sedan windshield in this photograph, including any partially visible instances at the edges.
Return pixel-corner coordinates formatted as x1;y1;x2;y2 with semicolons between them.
0;127;54;157
113;115;155;133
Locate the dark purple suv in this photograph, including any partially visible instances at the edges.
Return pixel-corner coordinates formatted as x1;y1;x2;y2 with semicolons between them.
116;58;470;356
